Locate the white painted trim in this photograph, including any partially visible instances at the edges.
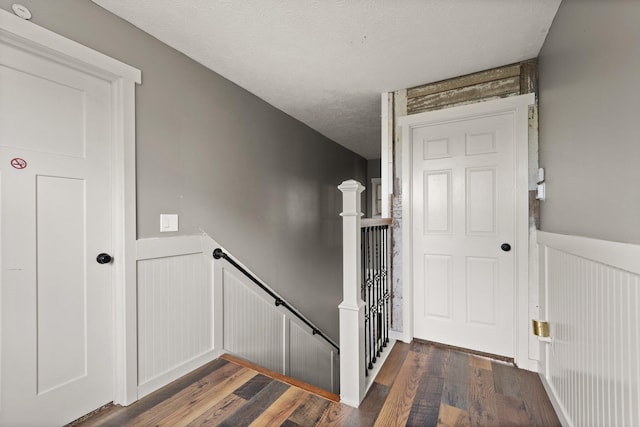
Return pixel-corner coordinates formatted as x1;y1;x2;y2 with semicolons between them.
363;340;396;396
338;180;367;406
136;235;203;260
537;231;640;275
137;349;222;399
539;366;572;426
113;74;139;406
380;92;393;218
0;9;141;405
389;330;411;344
399;94;535;370
0;10;140;83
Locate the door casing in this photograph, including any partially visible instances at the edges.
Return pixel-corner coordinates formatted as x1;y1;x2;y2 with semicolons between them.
398;94;536;370
0;9;141;404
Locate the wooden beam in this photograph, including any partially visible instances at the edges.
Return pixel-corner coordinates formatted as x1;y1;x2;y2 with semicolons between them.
407;64;520;99
520;59;538;95
407;76;520;114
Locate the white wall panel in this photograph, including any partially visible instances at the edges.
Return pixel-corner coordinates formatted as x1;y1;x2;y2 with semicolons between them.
222;267;284;374
135;234;338;396
289;321;334;392
220;261;338;393
137;252;212;388
539;232;640;427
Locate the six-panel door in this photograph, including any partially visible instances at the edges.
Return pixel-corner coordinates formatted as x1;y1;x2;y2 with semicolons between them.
412;112;516;357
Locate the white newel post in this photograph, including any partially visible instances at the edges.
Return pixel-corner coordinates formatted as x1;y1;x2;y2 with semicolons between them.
338;179;366;407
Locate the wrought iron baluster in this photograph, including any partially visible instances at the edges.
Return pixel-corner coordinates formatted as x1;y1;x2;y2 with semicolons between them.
360;222;391;374
376;226;382;362
383;225;389;346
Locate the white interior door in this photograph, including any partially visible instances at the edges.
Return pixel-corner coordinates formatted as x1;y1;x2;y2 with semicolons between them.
0;35;114;426
411;109;517;357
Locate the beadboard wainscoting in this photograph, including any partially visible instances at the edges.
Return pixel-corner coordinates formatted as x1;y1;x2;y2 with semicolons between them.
218;258;339;394
135;234;339;398
538;232;640;427
136;236;219;397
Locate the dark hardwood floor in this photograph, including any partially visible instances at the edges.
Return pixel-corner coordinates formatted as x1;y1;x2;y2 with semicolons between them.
75;341;560;426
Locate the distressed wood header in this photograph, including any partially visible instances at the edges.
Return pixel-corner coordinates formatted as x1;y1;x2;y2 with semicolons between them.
404;60;537;115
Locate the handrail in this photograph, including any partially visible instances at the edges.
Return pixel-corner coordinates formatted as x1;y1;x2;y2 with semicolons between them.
212;248;340;352
361;217;392;228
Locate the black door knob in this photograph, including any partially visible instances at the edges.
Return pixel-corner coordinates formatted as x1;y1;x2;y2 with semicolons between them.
96;253;112;264
501;243;511;252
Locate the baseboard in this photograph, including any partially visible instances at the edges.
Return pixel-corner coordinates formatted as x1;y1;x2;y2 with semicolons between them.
363;339;396;399
137;349;222;399
539;371;572;426
389;330;411;343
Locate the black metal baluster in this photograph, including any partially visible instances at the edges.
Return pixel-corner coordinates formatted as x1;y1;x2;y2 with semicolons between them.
367;227;374;370
383;225;389;346
376;226;383;357
371;226;378;363
371;227;376;368
361;223;392;373
361;227;367;377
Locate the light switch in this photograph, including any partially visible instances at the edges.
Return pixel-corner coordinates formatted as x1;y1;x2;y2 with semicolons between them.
536;183;546;201
160;214;178;232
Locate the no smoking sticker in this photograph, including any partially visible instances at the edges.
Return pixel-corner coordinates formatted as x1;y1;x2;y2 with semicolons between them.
10;158;27;170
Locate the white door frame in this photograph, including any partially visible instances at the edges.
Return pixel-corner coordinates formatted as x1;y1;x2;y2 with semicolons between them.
0;10;141;404
399;94;535;369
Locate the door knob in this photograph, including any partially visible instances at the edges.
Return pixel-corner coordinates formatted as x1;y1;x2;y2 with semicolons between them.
96;253;112;264
501;243;511;252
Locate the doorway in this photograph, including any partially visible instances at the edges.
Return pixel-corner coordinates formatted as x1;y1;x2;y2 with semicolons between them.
399;95;534;367
0;10;140;425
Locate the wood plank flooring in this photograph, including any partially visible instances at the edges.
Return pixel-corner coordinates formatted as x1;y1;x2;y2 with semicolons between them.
75;341;560;426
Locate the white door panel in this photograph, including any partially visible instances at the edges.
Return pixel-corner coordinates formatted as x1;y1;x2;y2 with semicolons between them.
1;35;113;426
412;112;516;357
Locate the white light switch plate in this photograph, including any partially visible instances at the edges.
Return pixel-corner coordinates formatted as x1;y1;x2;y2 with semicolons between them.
536;183;546;200
160;214;178;232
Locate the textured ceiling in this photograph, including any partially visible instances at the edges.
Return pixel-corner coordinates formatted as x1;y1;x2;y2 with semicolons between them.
91;0;561;159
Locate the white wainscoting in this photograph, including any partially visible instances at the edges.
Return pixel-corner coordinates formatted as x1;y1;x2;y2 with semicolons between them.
136;236;219;397
538;232;640;427
218;257;339;393
135;234;339;398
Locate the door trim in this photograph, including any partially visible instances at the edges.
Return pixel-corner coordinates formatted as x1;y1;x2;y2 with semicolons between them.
0;10;141;404
398;94;535;369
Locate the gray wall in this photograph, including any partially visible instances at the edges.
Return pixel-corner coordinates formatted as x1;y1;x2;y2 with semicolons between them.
538;0;640;244
1;0;367;341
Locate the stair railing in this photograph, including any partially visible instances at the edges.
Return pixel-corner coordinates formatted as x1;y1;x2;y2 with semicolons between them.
213;248;338;351
338;179;391;408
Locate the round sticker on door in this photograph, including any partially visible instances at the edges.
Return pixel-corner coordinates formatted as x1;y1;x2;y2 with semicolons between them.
10;158;27;169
